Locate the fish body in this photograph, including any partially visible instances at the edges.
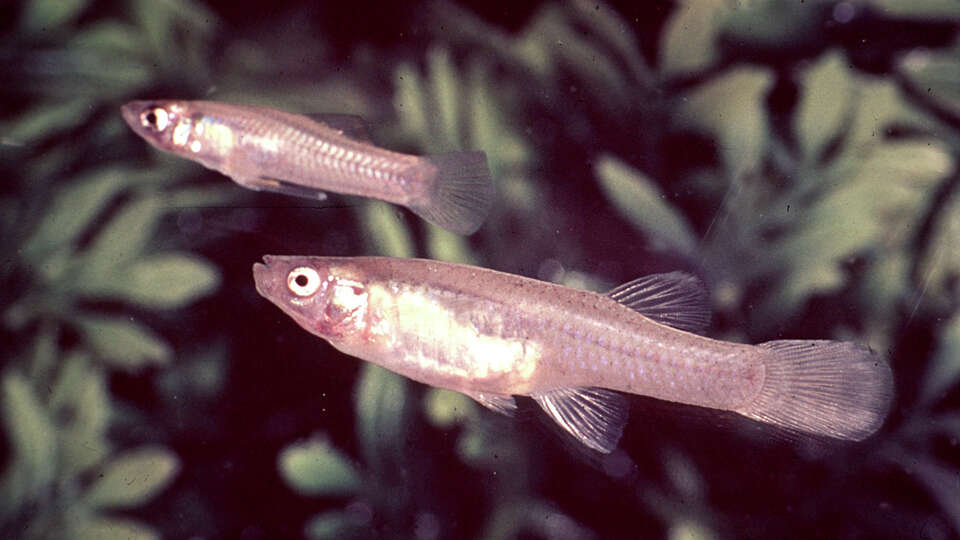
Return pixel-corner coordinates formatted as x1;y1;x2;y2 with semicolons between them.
253;256;894;452
120;100;493;234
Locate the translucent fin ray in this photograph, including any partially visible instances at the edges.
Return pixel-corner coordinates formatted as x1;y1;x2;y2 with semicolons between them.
736;340;894;440
606;271;711;333
531;387;628;453
409;151;494;235
464;390;517;416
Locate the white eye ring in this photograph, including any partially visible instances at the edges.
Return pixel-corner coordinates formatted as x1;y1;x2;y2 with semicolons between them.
287;267;321;297
142;107;169;131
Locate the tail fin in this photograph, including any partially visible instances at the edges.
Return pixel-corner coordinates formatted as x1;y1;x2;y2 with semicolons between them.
736;340;894;441
409;151;494;235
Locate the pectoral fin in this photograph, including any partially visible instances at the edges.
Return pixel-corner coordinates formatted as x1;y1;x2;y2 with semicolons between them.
243;177;329;201
463;390;517;416
531;387;628;453
606;272;711;333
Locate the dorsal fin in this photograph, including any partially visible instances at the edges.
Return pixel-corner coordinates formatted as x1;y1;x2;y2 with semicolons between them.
307;113;373;142
607;271;711;333
531;387;628;453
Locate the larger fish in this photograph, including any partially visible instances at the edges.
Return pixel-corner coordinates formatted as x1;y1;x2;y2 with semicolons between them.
120;100;493;234
253;256;894;452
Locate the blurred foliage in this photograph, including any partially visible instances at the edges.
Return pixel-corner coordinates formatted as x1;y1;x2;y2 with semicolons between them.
2;1;224;537
3;0;960;538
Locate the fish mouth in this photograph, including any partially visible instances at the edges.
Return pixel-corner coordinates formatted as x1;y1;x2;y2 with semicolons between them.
119;101;147;131
252;256;276;297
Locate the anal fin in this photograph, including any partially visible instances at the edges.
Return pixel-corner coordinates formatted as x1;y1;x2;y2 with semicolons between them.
531;387;628;453
606;272;711;333
463;390;517;416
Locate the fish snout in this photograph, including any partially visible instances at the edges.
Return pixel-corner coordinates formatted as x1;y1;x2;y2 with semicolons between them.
120;102;141;130
252;256;284;295
252;259;274;297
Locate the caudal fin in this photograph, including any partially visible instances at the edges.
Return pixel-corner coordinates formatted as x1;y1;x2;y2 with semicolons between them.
409;151;494;235
736;340;893;441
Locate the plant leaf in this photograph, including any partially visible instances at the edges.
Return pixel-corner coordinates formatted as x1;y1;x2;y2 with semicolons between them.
846;78;931;150
515;9;560;77
569;0;650;82
426;227;478;265
0;371;57;516
21;167;131;265
278;437;362;496
864;0;960;18
131;0;217;72
858;251;910;353
467;61;529;171
83;446;180;510
69;20;146;54
466;61;533;212
428;47;462;149
76;315;172;371
908;457;960;535
669;520;715;540
362;202;414;259
660;0;728;76
20;0;89;33
74;196;164;281
355;364;409;474
423;388;477;428
918;189;960;309
67;514;159;540
923;313;960;405
4;98;95;147
394;63;430;143
677;67;774;178
596;155;698;256
795;50;854;162
544;8;629;109
899;47;960;119
77;253;221;309
49;353;111;477
722;0;820;48
305;509;368;539
761;140;952;323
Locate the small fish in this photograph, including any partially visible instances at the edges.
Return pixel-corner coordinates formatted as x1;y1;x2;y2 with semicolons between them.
120;100;493;234
253;256;894;453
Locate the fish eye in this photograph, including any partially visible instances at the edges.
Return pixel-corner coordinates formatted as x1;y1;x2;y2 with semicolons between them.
287;267;321;297
140;107;169;131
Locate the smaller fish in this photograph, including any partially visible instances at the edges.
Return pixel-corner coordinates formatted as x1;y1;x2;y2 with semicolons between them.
121;100;493;234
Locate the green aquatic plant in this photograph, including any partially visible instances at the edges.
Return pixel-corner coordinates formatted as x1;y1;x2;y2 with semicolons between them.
1;1;223;537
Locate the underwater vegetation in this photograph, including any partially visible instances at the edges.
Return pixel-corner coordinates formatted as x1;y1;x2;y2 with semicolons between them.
2;0;960;538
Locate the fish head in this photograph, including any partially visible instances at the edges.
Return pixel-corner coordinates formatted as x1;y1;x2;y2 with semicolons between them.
253;256;370;340
121;100;193;153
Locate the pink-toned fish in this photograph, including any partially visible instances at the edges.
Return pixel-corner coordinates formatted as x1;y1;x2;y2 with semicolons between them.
252;255;894;452
121;100;493;234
